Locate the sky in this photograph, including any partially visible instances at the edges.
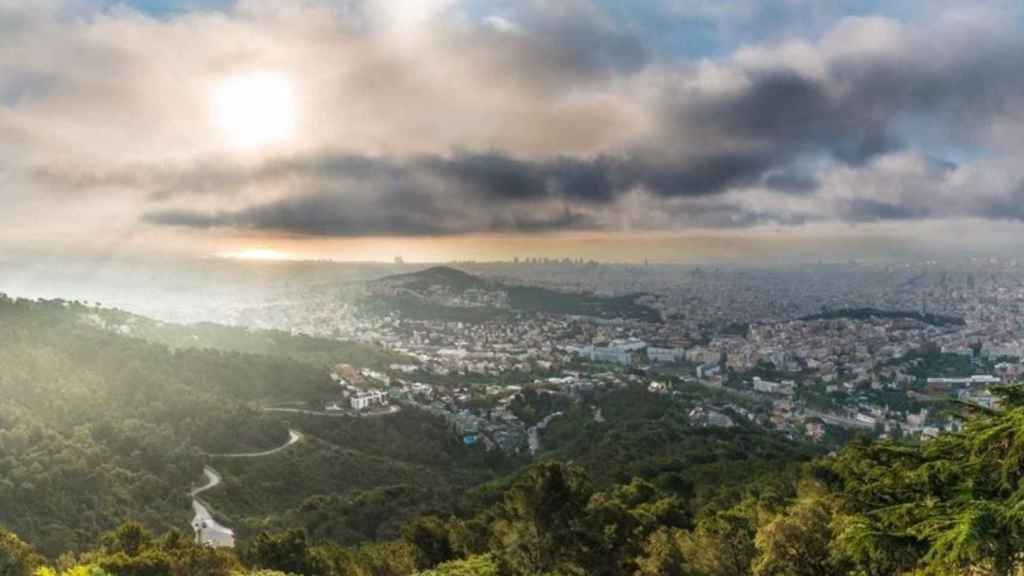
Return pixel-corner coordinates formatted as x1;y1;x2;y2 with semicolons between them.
3;0;1024;262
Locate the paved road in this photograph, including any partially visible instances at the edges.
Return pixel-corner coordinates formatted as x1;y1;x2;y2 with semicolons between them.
528;411;564;455
189;428;302;547
262;407;351;418
190;467;235;548
262;405;401;418
206;429;302;458
804;409;875;430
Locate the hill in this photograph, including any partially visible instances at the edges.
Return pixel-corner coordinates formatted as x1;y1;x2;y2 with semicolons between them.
85;307;409;372
0;296;310;554
0;296;512;557
369;266;494;292
364;266;660;323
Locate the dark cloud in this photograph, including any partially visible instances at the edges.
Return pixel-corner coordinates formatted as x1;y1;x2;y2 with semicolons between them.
419;153;547;201
53;145;810;208
658;200;815;229
633;152;783;197
830;42;1024;130
138;149;818;236
974;183;1024;221
842;198;930;222
146;191;450;236
673;69;901;170
143;186;596;237
421;152;787;202
759;168;819;194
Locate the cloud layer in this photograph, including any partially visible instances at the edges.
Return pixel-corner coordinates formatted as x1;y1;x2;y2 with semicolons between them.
3;0;1024;246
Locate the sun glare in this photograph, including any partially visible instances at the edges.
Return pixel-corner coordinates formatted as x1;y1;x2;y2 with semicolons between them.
213;72;296;150
216;248;295;261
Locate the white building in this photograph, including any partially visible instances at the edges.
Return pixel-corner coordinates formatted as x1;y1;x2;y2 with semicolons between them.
648;381;669;394
855;413;878;426
696;362;720;379
351;390;388;411
927;375;1000;385
753;377;780;394
572;344;633;366
648;347;685;364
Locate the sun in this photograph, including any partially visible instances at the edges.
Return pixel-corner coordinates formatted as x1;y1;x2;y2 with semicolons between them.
213;72;296;150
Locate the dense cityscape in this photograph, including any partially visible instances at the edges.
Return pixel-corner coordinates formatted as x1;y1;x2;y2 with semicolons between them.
87;258;1024;456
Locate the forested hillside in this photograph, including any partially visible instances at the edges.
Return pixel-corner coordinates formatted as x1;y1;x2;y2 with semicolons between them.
364;266;660;323
10;385;1024;576
0;297;519;560
204;409;519;546
0;297;327;554
86;308;404;371
0;296;415;554
537;386;816;495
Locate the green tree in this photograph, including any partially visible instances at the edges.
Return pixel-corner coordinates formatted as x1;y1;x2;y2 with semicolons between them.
417;554;498;576
753;498;849;576
101;523;152;557
818;386;1024;575
683;500;759;576
634;528;694;576
404;515;457;570
584;478;688;576
0;529;43;576
246;530;310;575
95;550;172;576
489;463;594;575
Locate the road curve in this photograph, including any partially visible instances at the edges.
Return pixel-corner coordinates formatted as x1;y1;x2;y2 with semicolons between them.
262;406;401;418
189;465;222;497
190;467;235;547
189;428;302;547
205;429;302;458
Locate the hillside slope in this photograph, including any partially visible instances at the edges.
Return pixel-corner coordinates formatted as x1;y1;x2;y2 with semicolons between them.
364;266;660;322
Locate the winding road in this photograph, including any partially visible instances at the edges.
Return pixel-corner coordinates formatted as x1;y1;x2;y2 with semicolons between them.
189;428;302;547
261;405;401;418
205;429;303;458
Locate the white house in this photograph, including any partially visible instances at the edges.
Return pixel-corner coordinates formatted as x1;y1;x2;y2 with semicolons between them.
351;390;388;411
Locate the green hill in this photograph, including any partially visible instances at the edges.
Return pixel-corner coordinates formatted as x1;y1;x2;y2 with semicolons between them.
0;297;507;557
366;266;660;323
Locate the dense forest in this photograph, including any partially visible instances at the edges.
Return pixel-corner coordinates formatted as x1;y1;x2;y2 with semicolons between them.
8;388;1024;575
0;296;326;554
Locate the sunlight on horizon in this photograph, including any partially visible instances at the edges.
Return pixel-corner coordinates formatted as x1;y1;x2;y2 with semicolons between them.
214;248;297;261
